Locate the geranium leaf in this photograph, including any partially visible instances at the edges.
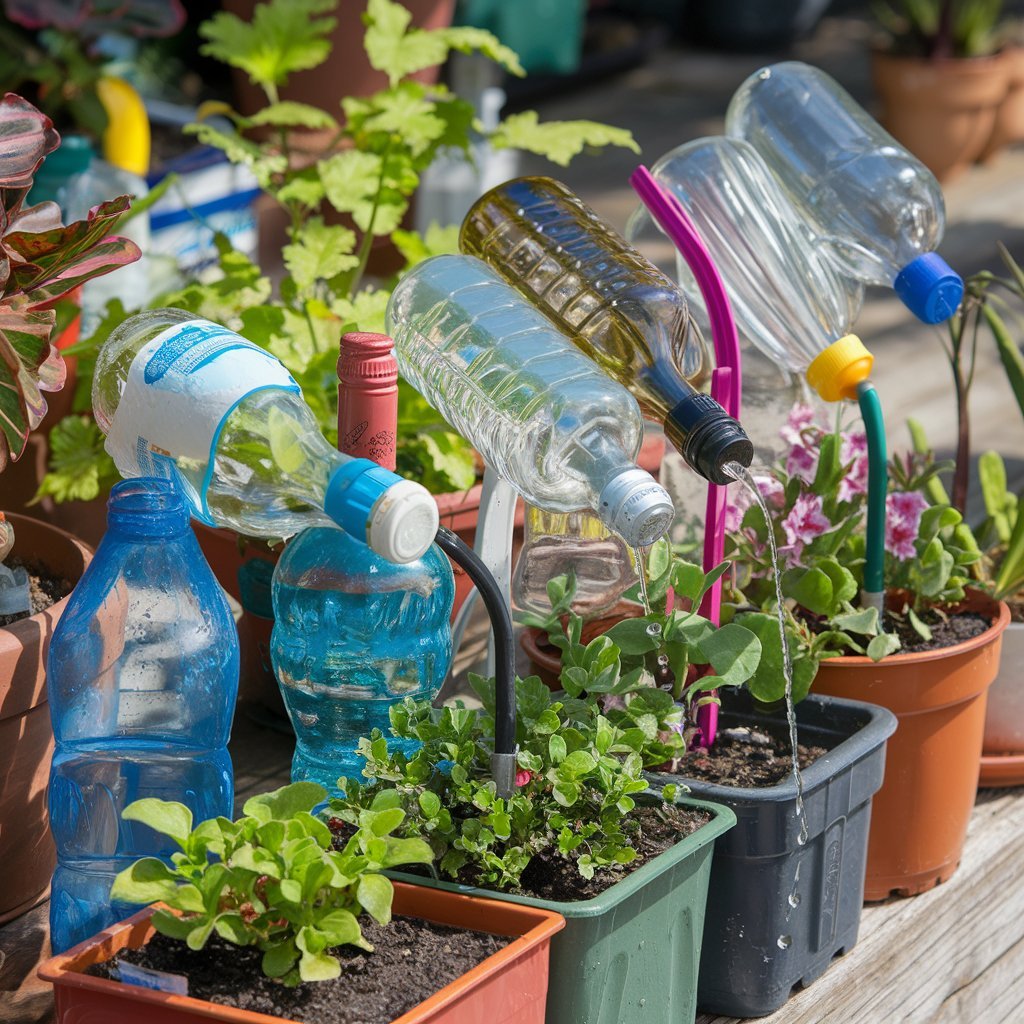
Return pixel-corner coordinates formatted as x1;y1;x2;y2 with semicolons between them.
489;112;639;167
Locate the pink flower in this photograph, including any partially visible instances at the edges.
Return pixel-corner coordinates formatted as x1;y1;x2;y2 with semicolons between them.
515;769;533;787
885;491;929;560
724;484;753;533
837;429;869;503
755;475;786;509
841;430;868;460
786;442;819;483
781;493;831;562
780;404;821;446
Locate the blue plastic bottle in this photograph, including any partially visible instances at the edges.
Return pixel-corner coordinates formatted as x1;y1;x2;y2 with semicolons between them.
270;529;455;794
47;479;239;953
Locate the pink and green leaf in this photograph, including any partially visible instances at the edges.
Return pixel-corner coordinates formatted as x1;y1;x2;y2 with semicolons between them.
0;93;59;218
0;304;58;468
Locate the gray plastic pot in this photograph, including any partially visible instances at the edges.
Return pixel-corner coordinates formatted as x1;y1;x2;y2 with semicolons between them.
648;691;896;1018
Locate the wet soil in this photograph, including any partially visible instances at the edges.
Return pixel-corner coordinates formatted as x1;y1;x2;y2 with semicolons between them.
87;916;508;1024
883;609;990;653
679;726;828;787
0;559;71;628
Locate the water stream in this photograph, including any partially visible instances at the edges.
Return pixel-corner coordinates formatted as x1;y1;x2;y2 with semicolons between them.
632;546;652;614
723;462;808;847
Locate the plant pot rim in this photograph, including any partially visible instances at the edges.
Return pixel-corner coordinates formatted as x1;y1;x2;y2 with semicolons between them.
388;795;734;919
650;692;897;804
815;590;1009;669
38;882;565;1024
871;47;1009;70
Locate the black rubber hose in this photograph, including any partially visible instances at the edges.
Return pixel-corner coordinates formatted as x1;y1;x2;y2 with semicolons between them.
433;526;517;795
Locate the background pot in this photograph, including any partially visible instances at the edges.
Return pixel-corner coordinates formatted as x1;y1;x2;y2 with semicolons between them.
982;46;1024;159
0;514;92;923
871;50;1010;180
811;591;1009;900
980;619;1024;786
39;882;564;1024
649;691;896;1017
390;796;735;1024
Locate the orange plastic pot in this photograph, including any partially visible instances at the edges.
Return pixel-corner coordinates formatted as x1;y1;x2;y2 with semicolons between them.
811;591;1010;900
39;882;564;1024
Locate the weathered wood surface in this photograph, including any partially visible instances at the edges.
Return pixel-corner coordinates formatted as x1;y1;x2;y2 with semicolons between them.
696;787;1024;1024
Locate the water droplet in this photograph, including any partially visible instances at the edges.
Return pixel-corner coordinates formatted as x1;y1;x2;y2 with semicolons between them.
788;892;801;908
646;622;662;639
657;654;669;667
796;832;808;846
639;999;646;1008
777;935;792;950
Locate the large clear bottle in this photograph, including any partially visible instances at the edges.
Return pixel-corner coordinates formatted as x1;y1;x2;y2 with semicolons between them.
639;136;864;375
92;309;438;563
47;479;238;953
460;176;752;482
387;254;675;548
726;61;963;324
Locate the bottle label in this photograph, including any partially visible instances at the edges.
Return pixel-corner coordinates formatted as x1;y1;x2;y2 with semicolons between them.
114;961;189;995
105;318;299;524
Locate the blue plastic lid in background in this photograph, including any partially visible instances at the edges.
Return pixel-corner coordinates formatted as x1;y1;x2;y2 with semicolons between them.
893;253;964;324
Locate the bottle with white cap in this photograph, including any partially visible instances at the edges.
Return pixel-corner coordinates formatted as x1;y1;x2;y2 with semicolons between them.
725;61;963;324
92;309;438;563
387;255;676;549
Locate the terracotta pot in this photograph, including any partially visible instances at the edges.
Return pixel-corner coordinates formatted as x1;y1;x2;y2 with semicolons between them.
982;46;1024;159
811;590;1010;900
980;619;1024;786
39;883;564;1024
0;514;92;924
871;50;1010;181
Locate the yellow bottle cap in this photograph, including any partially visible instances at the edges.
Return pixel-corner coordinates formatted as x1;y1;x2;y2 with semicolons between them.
97;76;150;177
806;334;874;402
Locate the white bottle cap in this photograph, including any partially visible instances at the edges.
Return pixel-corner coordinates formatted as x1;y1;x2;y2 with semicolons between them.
599;469;675;548
367;479;440;563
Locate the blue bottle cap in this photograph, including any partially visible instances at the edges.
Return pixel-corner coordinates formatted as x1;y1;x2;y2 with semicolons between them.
893;253;963;324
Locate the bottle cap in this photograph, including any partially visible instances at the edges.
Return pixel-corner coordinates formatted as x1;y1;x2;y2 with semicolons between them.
337;332;398;385
599;469;675;548
666;393;754;485
324;460;438;563
893;253;963;324
806;334;874;402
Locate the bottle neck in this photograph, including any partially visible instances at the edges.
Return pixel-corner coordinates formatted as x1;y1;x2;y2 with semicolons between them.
337;332;398;471
564;428;637;517
106;478;191;540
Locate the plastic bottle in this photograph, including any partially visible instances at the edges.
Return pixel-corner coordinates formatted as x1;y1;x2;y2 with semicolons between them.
272;333;454;792
459;176;752;483
47;478;238;953
638;136;865;376
387;254;675;548
92;309;439;563
726;61;963;324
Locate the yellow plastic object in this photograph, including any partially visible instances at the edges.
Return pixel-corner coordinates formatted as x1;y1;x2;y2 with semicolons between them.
806;334;874;402
96;76;150;176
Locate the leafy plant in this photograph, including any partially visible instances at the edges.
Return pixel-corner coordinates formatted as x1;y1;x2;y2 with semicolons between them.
332;674;690;892
109;781;433;986
39;0;640;502
874;0;1006;58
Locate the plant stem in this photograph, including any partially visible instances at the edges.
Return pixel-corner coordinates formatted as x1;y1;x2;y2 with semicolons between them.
348;138;393;298
951;347;970;513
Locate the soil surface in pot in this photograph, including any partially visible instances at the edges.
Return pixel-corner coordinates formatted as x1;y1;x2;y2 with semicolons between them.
0;558;72;628
882;608;990;653
87;915;508;1023
678;725;828;787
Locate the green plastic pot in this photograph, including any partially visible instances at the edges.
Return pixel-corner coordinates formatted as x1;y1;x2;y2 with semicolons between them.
389;796;735;1024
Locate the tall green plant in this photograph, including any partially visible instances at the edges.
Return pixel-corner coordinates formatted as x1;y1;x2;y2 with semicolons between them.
874;0;1005;58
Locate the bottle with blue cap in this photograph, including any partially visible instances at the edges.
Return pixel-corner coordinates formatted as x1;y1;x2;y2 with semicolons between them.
726;60;963;324
91;309;439;563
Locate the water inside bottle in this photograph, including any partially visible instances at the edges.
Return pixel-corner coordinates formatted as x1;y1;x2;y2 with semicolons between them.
723;461;808;847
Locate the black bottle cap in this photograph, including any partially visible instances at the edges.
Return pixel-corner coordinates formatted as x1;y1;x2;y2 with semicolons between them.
666;393;753;485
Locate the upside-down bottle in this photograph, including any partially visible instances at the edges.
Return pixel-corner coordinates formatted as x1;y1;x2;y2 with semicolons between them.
726;60;963;324
459;176;752;483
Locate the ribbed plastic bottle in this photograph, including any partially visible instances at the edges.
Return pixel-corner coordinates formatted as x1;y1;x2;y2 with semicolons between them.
92;309;438;563
726;61;963;324
271;333;454;793
460;176;752;483
638;136;865;377
387;254;675;548
47;478;238;953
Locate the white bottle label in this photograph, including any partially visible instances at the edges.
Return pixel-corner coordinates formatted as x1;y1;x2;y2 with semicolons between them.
105;318;298;523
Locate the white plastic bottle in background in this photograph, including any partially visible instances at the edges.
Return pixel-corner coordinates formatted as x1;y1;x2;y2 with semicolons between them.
387;254;676;549
726;60;963;324
92;309;439;562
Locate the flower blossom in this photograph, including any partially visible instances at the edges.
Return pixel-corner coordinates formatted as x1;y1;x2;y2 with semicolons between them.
885;491;929;561
780;404;821;446
781;493;831;562
838;429;869;503
515;769;533;788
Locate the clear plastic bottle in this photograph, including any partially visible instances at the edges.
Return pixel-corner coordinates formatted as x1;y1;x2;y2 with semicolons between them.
387;254;675;548
47;479;238;953
639;136;864;375
459;176;752;483
271;528;454;792
726;61;963;324
92;309;439;563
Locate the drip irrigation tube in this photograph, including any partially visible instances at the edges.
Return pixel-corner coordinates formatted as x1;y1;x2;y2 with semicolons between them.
857;381;887;611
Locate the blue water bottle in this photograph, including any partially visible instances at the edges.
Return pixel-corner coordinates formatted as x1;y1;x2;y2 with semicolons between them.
47;479;239;952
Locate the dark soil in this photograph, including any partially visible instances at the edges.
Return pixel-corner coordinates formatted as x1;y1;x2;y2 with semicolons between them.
87;916;508;1024
883;609;990;653
0;559;71;628
679;726;827;787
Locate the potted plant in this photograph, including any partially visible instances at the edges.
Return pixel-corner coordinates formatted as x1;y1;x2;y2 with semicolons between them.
331;635;741;1024
524;543;897;1017
871;0;1012;180
739;405;1008;901
0;91;140;921
39;781;564;1023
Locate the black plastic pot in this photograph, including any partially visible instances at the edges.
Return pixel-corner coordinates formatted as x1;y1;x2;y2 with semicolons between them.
648;691;896;1018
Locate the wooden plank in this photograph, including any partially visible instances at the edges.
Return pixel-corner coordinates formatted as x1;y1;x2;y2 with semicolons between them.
696;788;1024;1024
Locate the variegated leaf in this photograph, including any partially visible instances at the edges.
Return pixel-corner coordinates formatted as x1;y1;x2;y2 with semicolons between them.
0;93;59;219
0;304;58;468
